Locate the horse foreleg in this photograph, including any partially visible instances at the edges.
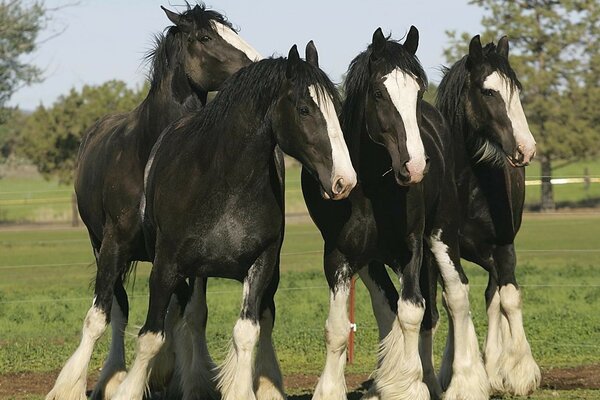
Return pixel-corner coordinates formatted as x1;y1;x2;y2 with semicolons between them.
217;246;279;400
254;270;285;400
365;234;428;400
418;250;442;400
428;229;489;400
312;250;352;400
90;285;129;400
494;245;540;396
111;258;183;400
47;239;125;400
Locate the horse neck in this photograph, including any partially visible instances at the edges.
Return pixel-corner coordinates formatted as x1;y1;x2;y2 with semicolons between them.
201;101;276;183
137;65;207;161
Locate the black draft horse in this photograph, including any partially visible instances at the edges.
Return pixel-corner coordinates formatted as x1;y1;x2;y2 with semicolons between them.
110;44;357;400
303;28;489;400
47;5;261;400
435;35;540;396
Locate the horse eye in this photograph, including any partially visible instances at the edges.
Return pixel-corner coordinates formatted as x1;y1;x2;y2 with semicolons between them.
374;90;383;99
481;88;495;97
199;35;211;43
298;106;310;116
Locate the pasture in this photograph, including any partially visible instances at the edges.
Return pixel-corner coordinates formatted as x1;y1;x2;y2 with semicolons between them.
1;159;600;225
0;191;599;398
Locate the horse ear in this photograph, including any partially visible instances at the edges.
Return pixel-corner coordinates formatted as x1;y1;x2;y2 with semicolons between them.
371;27;386;60
286;44;300;80
161;6;193;33
305;40;319;68
497;35;509;59
404;26;419;55
467;35;483;68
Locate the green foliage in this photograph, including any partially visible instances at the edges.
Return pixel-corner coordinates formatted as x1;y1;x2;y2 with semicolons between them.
444;0;600;209
0;0;46;111
16;80;148;183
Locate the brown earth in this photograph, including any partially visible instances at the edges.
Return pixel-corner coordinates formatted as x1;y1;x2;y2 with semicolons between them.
1;365;599;399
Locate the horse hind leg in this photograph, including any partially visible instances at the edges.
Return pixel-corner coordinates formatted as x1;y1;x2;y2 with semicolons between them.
494;245;541;396
174;277;220;400
428;229;489;400
90;283;129;400
46;240;126;400
254;270;285;400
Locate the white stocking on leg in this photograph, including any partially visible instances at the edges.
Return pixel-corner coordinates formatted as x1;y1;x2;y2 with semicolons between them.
217;318;260;400
91;298;128;400
46;305;108;400
312;285;350;400
497;284;541;396
254;308;286;400
364;299;429;400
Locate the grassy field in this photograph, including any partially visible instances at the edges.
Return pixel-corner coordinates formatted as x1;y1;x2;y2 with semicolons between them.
0;212;599;399
1;158;599;224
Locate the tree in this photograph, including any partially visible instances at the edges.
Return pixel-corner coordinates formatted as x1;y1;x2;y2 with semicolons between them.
18;80;148;183
444;0;600;211
0;1;47;119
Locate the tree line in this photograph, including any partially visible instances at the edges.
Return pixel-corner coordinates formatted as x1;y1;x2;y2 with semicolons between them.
1;0;599;210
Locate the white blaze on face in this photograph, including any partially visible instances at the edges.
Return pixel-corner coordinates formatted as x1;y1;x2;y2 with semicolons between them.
211;21;262;62
382;68;426;183
483;71;536;163
308;85;357;198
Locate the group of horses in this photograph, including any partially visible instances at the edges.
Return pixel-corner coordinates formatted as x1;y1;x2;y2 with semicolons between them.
46;4;540;400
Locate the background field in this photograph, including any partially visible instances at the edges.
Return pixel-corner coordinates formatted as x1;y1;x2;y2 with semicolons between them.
0;211;599;399
1;158;600;224
1;164;600;399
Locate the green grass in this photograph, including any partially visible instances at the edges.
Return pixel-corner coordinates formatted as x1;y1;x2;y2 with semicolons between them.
0;214;599;399
0;176;72;223
524;158;600;207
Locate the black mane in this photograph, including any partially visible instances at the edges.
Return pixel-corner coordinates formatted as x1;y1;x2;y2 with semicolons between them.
436;42;522;166
191;56;340;133
143;4;233;92
342;38;427;148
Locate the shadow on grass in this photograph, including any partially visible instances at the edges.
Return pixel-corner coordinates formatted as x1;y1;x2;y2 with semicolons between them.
525;196;600;211
289;392;365;400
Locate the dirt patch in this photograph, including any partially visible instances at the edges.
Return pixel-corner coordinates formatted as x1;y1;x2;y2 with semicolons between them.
542;364;600;390
1;366;598;399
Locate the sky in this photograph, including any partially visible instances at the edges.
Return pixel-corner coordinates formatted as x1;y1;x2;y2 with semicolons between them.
9;0;485;110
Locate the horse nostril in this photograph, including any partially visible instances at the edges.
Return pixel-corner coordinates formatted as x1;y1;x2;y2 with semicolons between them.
397;163;411;182
333;178;345;195
423;157;431;174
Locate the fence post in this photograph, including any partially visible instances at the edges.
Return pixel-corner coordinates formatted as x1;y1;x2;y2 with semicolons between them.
348;275;357;364
71;192;79;227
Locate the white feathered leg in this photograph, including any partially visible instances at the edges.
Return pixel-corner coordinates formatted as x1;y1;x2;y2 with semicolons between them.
254;308;286;400
90;297;128;400
216;318;260;400
111;332;165;400
497;284;541;396
312;283;351;400
429;230;489;400
46;305;108;400
363;299;429;400
484;288;505;393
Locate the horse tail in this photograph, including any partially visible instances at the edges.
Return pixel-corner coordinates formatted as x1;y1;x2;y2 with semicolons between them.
122;260;139;291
